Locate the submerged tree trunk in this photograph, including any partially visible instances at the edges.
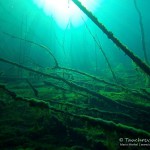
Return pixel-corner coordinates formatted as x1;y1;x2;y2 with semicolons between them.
72;0;150;76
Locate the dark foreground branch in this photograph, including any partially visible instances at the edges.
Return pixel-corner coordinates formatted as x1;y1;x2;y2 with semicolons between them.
1;84;150;138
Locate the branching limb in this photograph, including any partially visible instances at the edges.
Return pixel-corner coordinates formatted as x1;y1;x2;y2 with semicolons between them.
54;66;123;89
2;31;59;68
0;57;134;110
1;31;127;89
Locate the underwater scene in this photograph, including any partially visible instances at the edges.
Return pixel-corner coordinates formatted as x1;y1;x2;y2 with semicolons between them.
0;0;150;149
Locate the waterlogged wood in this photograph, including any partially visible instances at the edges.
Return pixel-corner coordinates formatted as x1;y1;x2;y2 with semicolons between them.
0;57;133;110
72;0;150;76
1;84;150;138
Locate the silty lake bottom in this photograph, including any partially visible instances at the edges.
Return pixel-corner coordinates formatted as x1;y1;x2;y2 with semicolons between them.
0;0;150;149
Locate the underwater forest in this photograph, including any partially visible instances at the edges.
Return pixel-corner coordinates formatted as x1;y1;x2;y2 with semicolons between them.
0;0;150;150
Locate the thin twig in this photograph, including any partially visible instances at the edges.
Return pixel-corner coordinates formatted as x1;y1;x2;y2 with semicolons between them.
81;17;118;84
134;0;149;64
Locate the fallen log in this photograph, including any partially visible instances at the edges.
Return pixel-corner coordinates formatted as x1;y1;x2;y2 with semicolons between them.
0;57;134;110
1;84;150;138
72;0;150;76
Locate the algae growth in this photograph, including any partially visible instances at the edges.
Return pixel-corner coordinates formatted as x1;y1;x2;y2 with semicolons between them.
0;0;150;150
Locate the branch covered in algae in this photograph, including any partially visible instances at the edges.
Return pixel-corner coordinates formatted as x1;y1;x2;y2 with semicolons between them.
72;0;150;76
43;80;88;97
0;84;150;138
0;57;134;110
54;67;123;89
